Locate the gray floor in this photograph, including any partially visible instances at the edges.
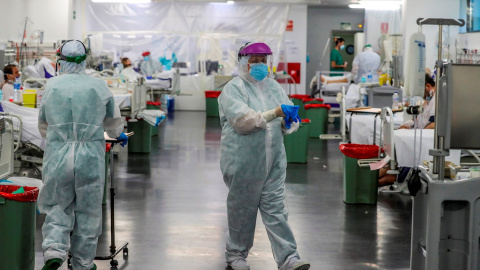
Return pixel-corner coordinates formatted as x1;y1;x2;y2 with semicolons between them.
34;111;412;270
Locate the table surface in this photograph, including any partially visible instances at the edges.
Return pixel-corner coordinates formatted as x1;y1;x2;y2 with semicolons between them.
347;107;403;114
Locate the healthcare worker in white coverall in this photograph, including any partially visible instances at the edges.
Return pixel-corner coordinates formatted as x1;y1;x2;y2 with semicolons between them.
219;42;310;270
38;40;128;270
140;51;162;78
351;44;381;83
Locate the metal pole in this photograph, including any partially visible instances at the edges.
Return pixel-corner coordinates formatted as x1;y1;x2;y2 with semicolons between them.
433;25;445;179
109;146;116;254
19;18;28;68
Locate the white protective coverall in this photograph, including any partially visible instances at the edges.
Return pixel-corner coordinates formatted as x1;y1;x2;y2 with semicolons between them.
38;41;124;270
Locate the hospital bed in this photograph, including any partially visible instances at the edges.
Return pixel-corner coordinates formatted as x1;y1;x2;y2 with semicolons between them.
314;71;351;114
0;111;43;179
144;70;180;112
94;75;147;119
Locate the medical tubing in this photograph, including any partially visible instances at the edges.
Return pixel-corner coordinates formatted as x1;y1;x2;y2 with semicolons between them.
413;115;418;168
262;109;278;122
418;116;424;168
467;150;480;165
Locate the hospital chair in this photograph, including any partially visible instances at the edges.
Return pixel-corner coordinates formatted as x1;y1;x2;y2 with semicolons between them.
377;107;406;194
353;107;399;172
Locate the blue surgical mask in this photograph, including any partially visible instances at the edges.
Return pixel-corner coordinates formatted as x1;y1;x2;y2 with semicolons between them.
340;44;345;50
144;56;150;61
249;63;269;81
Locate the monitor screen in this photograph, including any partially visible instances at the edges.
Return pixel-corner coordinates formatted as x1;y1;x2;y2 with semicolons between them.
449;64;480;149
199;60;219;75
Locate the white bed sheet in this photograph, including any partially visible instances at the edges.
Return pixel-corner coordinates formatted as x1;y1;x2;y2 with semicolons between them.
145;78;171;90
323;82;350;91
347;112;404;145
114;94;131;109
394;129;461;167
1;101;46;150
1;97;127;150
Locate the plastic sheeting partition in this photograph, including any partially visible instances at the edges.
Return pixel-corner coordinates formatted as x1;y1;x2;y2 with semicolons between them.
364;9;402;53
84;2;289;76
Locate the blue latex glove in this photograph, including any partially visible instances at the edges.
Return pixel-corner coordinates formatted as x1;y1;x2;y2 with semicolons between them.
116;132;128;147
281;104;301;129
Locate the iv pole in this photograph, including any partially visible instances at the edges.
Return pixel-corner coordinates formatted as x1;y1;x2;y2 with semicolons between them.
415;18;465;180
19;17;33;69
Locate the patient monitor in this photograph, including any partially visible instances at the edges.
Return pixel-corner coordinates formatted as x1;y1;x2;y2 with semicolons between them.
447;64;480;149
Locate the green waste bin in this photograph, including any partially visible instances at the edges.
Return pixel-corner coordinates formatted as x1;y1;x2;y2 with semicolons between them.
128;119;151;153
305;104;330;138
147;102;161;136
284;120;311;163
290;94;310;119
340;144;380;204
205;91;222;117
0;185;39;270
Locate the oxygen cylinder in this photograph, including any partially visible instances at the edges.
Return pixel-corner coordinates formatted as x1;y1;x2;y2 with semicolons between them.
405;32;426;97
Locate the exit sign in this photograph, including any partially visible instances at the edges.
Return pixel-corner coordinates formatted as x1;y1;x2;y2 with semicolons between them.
286;20;293;32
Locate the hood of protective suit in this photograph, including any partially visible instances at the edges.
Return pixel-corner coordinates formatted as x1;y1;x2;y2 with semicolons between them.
58;41;87;74
238;55;271;85
363;46;374;52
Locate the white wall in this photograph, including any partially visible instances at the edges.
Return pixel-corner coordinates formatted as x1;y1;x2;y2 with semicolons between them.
283;5;308;94
307;7;365;94
0;0;27;42
402;0;461;73
25;0;69;43
0;0;69;44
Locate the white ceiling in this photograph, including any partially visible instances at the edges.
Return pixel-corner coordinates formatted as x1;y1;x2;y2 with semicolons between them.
152;0;359;6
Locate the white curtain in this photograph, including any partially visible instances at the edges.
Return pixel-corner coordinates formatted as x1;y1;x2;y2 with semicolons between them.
84;2;289;75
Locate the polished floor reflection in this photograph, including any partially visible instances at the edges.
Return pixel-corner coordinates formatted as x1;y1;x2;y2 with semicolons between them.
35;111;412;270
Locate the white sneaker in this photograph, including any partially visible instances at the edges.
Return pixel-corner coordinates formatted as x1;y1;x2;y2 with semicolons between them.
280;256;310;270
228;258;250;270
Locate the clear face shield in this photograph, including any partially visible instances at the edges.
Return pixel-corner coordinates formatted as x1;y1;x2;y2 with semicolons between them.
240;54;273;81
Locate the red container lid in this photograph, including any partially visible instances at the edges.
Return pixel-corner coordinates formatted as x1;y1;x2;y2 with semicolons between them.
302;98;324;103
0;185;39;202
305;104;330;110
146;101;161;106
339;144;381;159
290;94;310;100
205;90;222;98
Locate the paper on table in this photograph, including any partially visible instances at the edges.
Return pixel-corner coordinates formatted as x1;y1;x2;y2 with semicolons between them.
104;131;134;141
370;155;391;171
